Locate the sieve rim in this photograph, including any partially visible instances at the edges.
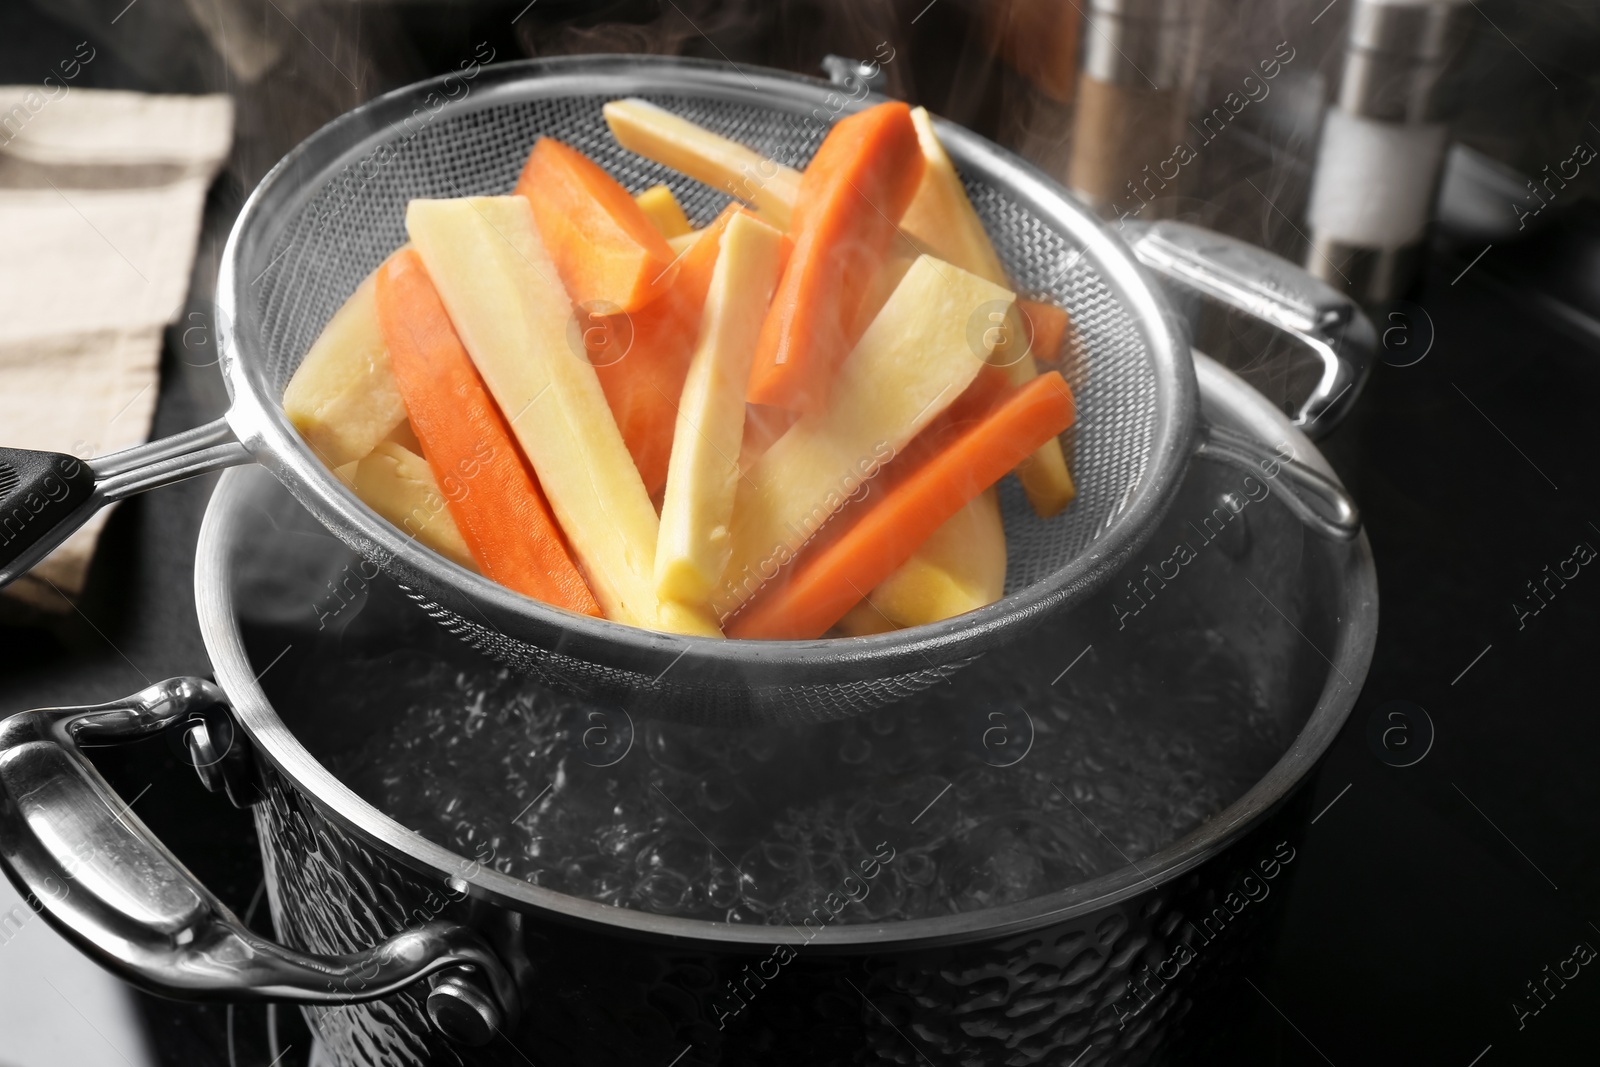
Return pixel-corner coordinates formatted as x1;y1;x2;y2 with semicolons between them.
213;53;1198;692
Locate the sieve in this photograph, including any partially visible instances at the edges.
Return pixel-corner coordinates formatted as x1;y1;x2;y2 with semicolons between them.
0;56;1371;726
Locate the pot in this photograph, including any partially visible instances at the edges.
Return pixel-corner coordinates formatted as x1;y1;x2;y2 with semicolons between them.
0;352;1376;1066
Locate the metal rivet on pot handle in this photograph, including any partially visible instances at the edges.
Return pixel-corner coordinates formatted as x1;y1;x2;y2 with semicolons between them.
1122;219;1378;439
428;971;505;1047
0;677;520;1043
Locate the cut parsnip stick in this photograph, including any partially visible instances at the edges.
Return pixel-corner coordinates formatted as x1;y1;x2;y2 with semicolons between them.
656;212;787;610
868;488;1005;626
604;98;801;230
635;183;693;238
899;107;1010;286
385;419;422;453
835;599;898;637
992;310;1077;515
1010;393;1077;514
405;196;699;634
900;105;1076;517
283;258;408;469
848;253;917;343
656;599;722;638
352;442;477;573
668;229;702;254
714;255;1011;618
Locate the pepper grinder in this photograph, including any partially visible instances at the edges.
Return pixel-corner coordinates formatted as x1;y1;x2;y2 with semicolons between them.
1305;0;1474;303
1067;0;1203;221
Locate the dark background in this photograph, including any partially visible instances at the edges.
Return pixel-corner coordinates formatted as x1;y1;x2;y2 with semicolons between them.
1;1;1597;1064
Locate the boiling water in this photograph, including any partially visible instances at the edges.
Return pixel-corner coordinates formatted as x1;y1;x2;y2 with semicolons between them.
271;585;1289;926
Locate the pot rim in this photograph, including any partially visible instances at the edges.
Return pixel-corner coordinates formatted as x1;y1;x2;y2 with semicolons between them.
195;353;1377;951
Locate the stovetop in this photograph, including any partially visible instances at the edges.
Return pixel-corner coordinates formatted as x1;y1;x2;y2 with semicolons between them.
2;3;1598;1064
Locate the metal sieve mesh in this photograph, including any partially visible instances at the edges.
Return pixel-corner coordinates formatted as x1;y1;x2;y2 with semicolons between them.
227;58;1186;726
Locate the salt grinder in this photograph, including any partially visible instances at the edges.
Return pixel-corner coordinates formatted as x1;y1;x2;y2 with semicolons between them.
1067;0;1203;220
1304;0;1473;303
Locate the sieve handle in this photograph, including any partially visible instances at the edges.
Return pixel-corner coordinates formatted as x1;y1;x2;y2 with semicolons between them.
1123;219;1376;438
0;677;521;1047
0;418;250;589
1197;423;1360;541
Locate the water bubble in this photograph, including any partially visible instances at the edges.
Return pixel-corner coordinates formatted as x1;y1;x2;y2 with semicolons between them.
975;703;1035;768
319;608;1290;925
564;706;633;768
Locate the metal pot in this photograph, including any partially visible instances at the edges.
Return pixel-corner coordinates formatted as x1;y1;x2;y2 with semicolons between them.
0;351;1376;1066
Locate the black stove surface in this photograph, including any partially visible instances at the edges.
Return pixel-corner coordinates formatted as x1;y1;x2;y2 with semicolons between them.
2;3;1598;1065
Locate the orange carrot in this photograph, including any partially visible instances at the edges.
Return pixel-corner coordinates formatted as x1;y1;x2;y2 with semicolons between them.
375;248;601;616
746;102;924;413
727;371;1076;640
515;137;676;313
1018;298;1072;364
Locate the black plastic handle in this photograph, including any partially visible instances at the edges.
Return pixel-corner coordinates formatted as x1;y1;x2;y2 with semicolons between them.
0;447;97;585
0;419;252;590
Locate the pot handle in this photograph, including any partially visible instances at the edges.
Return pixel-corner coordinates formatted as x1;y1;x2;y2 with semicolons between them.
1123;219;1377;439
1196;423;1361;541
0;677;520;1047
0;418;251;589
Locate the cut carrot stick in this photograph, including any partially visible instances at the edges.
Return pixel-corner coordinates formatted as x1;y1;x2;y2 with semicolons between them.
1018;297;1072;364
583;293;691;499
727;371;1076;640
515;137;676;314
866;487;1006;628
746;102;924;413
375;248;600;616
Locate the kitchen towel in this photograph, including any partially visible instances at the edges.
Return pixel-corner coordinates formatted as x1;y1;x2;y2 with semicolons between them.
0;84;232;612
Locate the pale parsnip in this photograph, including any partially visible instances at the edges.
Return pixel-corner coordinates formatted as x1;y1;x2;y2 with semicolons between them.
405;196;711;634
715;255;1012;618
282;260;408;468
604;98;801;230
898;107;1010;286
634;183;693;238
656;212;787;609
834;599;898;637
900;105;1075;517
352;442;477;572
384;419;422;454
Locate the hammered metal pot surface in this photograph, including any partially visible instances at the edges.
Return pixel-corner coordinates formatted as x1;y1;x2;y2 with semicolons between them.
261;758;1308;1066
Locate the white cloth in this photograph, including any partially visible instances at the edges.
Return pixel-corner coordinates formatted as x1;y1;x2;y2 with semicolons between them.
0;87;231;611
